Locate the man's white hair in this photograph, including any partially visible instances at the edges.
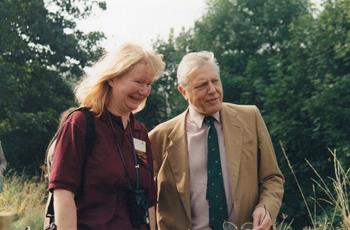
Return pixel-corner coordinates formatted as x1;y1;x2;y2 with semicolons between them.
177;51;220;86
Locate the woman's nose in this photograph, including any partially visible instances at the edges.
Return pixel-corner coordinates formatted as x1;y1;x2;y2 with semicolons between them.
139;84;151;96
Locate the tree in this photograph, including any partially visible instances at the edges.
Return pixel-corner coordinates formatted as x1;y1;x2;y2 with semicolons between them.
305;0;350;155
262;0;350;226
0;0;106;174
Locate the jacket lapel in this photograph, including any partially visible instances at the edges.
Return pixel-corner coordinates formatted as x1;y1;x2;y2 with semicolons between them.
166;111;192;222
164;104;244;222
221;104;243;199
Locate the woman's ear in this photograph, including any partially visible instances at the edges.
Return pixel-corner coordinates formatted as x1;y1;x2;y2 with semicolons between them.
107;78;114;88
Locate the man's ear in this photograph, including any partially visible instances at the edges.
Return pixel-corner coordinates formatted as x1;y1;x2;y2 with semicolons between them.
178;84;187;100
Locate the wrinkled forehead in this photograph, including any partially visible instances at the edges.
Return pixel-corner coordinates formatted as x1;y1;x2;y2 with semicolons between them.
188;63;220;82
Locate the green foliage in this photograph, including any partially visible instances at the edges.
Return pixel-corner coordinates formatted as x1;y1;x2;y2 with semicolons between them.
189;0;310;106
0;0;106;174
263;1;350;225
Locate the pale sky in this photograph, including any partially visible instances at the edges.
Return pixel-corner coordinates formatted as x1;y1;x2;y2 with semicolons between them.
78;0;208;50
78;0;323;50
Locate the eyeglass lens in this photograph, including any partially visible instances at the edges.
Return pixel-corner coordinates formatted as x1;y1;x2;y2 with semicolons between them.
223;222;237;230
222;222;254;230
241;222;253;230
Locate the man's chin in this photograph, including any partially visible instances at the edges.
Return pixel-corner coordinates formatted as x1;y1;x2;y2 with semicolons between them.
208;102;221;109
204;106;221;115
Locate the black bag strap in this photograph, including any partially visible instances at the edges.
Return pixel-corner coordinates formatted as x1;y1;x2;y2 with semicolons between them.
45;107;95;226
76;107;95;197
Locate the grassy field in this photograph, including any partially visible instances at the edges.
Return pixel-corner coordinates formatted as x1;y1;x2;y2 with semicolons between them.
0;173;46;230
280;146;350;230
0;151;349;230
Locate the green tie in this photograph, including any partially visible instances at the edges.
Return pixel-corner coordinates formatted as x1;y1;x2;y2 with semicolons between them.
204;116;228;230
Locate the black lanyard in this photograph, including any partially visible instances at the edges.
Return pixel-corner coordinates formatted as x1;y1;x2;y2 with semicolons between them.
108;114;140;190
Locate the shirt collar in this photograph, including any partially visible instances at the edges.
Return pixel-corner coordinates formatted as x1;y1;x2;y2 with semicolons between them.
102;109;137;130
188;104;221;128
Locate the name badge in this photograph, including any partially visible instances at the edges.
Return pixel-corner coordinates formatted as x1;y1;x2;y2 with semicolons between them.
133;138;146;152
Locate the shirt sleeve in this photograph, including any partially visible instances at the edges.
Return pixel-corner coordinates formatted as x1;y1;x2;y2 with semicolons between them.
48;112;86;194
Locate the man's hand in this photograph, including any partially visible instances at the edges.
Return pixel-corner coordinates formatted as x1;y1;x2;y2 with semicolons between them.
252;206;272;230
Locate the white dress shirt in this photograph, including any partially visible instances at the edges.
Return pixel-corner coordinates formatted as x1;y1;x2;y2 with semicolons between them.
186;105;233;230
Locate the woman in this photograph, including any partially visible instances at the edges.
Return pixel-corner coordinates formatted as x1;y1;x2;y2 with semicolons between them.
49;43;165;230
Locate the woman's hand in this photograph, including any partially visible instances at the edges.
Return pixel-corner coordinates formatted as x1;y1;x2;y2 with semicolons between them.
148;206;156;230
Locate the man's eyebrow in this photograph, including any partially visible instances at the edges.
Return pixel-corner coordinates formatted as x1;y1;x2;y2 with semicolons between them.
194;79;209;84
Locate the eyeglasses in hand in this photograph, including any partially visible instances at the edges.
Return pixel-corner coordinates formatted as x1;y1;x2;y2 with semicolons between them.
222;205;268;230
223;221;253;230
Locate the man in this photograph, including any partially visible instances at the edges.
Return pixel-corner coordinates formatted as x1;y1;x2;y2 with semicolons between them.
0;141;7;192
149;51;284;230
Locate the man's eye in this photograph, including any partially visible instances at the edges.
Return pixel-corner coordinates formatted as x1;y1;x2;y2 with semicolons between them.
195;83;207;89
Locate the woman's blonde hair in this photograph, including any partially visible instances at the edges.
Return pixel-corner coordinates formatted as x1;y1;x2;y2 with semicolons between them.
75;43;165;116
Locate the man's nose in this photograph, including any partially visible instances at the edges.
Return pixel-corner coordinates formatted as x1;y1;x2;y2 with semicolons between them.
207;82;216;93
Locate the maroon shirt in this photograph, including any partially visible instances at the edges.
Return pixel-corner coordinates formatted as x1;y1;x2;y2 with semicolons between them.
49;110;156;230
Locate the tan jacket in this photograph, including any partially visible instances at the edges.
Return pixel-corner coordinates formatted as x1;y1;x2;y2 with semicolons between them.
149;103;284;230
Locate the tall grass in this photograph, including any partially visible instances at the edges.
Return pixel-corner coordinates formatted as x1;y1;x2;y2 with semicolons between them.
0;173;46;230
0;144;349;230
276;213;293;230
280;141;350;230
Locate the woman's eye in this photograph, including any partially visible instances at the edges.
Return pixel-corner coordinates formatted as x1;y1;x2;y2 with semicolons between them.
133;80;152;88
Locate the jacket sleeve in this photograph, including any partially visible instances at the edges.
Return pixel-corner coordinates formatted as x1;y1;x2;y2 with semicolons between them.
254;106;285;221
148;126;167;177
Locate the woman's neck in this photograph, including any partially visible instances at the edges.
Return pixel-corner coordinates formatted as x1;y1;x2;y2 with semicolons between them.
107;105;130;129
